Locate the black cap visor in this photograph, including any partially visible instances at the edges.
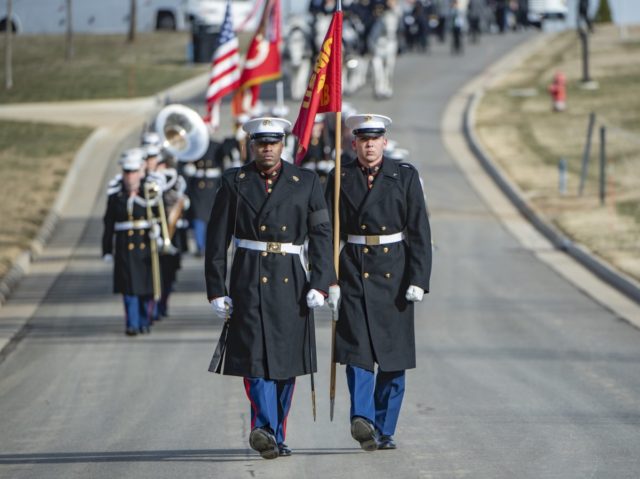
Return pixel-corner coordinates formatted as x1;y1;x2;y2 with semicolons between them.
251;133;285;144
353;128;386;138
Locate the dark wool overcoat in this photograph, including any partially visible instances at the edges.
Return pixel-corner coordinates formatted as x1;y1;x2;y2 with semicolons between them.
187;140;221;222
205;160;336;380
325;158;432;372
102;183;155;296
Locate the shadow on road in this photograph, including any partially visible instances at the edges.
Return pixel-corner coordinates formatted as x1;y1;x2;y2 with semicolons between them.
0;447;361;464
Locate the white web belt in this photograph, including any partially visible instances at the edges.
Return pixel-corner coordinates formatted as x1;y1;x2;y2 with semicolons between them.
346;232;405;246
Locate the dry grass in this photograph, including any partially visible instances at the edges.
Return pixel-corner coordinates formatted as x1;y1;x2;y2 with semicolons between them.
0;31;209;103
0;121;92;279
476;24;640;280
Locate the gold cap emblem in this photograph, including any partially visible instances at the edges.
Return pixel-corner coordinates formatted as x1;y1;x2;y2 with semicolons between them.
262;119;272;126
364;115;373;122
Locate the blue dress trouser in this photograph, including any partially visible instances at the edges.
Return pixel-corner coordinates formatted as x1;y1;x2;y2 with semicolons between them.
191;219;207;254
122;295;152;331
346;365;406;437
244;377;296;445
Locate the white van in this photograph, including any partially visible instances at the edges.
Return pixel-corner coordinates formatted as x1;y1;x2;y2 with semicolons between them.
0;0;188;34
186;0;259;31
528;0;569;27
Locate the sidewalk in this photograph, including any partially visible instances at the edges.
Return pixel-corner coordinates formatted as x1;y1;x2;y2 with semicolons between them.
0;72;209;353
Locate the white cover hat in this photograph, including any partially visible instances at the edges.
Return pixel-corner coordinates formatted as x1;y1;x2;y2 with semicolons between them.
242;117;292;143
345;114;392;137
141;131;162;147
119;148;145;171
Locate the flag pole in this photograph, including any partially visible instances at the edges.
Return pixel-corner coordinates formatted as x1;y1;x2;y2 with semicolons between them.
329;0;343;423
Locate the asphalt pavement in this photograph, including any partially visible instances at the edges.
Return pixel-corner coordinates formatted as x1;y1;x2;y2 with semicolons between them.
1;31;640;479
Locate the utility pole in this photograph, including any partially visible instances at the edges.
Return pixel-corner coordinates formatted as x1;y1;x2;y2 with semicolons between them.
5;0;13;90
65;0;74;60
127;0;137;43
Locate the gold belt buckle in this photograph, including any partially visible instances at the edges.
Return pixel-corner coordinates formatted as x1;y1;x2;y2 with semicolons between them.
267;242;282;253
365;236;380;246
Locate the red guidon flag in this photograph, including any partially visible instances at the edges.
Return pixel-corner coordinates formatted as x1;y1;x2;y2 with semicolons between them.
292;7;342;165
232;0;282;115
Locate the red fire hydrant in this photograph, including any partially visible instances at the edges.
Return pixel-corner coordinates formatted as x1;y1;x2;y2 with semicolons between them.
548;72;567;112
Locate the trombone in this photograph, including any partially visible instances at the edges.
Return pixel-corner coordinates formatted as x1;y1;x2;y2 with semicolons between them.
143;181;163;302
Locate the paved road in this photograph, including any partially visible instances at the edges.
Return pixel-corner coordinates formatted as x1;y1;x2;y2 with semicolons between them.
1;32;640;479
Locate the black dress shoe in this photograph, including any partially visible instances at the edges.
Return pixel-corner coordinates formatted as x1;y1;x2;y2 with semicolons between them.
350;417;378;451
249;428;279;460
278;443;292;457
125;328;138;336
378;435;397;450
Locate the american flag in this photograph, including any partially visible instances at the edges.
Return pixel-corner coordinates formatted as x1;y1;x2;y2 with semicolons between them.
205;0;241;129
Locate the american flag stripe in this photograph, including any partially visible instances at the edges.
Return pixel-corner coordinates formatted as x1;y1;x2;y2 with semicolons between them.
205;0;240;129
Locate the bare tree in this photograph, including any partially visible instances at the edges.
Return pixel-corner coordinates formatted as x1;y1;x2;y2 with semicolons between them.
127;0;137;43
65;0;74;60
5;0;13;90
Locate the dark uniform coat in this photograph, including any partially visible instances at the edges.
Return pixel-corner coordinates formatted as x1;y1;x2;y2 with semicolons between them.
205;160;336;380
186;140;221;222
325;158;431;372
102;181;155;296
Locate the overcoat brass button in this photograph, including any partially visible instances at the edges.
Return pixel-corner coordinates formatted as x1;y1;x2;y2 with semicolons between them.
239;172;246;179
381;226;387;231
198;181;205;189
139;230;145;236
140;243;146;250
128;230;134;237
262;277;268;284
384;273;391;278
261;251;268;257
283;278;289;283
383;247;389;253
361;224;367;230
363;272;369;279
363;247;369;254
281;225;287;231
267;188;273;193
260;225;267;231
128;243;134;250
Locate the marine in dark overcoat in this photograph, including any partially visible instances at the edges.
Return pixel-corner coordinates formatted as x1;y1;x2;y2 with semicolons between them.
326;157;431;372
204;157;335;380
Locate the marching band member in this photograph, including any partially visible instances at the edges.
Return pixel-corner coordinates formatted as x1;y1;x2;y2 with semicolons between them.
102;148;158;336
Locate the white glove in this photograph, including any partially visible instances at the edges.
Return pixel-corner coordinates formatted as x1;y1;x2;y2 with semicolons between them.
405;285;424;302
211;296;233;319
102;254;113;264
306;289;325;309
327;285;341;313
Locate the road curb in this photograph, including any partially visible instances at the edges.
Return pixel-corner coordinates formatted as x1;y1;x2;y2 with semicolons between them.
0;72;209;309
462;75;640;307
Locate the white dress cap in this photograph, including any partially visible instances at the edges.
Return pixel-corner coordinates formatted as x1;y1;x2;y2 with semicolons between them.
141;131;162;147
242;117;293;143
144;144;161;158
119;148;145;171
345;114;392;137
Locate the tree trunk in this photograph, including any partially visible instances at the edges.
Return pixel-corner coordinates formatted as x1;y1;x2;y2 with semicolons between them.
5;0;13;90
65;0;74;60
127;0;137;43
